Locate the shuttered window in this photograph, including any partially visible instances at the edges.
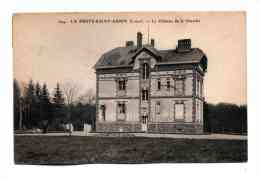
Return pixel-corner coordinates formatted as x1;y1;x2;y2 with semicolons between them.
175;103;184;120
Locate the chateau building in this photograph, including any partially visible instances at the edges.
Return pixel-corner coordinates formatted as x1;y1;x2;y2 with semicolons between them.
94;32;208;134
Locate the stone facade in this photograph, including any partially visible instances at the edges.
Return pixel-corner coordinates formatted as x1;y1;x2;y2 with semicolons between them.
95;33;207;134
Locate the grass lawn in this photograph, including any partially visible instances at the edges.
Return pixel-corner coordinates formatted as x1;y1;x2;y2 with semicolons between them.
14;136;247;164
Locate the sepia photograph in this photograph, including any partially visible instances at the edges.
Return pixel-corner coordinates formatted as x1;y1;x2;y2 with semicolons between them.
13;11;247;164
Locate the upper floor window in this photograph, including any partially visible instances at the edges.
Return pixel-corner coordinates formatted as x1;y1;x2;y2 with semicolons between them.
166;78;171;90
175;79;184;96
118;79;126;91
157;79;161;90
142;89;149;101
142;63;150;80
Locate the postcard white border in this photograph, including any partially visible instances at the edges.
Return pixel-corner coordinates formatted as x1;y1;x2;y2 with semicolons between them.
1;0;260;178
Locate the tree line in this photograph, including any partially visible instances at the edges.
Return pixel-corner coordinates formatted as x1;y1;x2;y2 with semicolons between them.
14;79;247;134
203;102;247;134
13;79;96;132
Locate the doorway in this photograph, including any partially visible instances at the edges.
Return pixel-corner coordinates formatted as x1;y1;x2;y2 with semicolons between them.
141;115;148;132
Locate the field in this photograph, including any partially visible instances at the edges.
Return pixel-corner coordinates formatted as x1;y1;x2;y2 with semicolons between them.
14;136;247;164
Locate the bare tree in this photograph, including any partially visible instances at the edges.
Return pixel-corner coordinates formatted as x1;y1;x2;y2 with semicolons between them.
62;81;80;135
78;88;96;105
62;82;80;106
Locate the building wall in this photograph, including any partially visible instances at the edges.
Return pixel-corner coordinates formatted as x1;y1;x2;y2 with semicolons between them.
195;99;204;123
150;70;193;97
98;99;139;122
96;63;205;133
150;98;193;122
98;73;139;98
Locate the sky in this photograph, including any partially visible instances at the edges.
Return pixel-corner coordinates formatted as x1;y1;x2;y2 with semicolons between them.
13;12;247;105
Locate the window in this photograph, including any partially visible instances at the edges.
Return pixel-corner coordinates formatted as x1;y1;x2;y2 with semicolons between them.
142;115;148;124
197;80;200;97
100;105;106;121
197;103;200;122
174;103;184;120
200;81;203;97
118;103;126;114
118;80;126;91
166;78;170;90
157;79;161;90
175;79;184;96
155;101;160;114
142;89;148;101
142;63;149;80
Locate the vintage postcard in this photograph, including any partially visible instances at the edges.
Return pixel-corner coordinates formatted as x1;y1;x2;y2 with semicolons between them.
13;12;247;164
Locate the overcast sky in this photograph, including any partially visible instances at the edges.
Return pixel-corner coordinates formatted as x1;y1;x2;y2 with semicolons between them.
13;12;246;105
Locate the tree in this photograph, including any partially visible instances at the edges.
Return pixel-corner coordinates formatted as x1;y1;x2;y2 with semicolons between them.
23;80;37;128
77;88;96;129
203;102;247;134
34;82;42;127
52;83;66;129
78;89;96;105
40;83;53;132
62;82;80;134
13;79;21;130
35;82;41;99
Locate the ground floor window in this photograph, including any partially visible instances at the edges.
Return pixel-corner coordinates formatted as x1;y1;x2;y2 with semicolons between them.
100;105;106;121
155;101;160;115
118;103;126;114
174;103;185;120
117;102;126;121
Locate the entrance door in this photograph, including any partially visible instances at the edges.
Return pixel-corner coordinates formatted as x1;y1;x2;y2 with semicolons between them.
141;115;148;132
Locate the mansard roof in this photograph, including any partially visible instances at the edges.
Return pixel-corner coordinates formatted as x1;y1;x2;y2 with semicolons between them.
95;45;208;71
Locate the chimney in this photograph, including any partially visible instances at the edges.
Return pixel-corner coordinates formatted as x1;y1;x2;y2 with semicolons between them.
126;41;134;47
137;32;143;48
177;39;191;52
151;39;155;47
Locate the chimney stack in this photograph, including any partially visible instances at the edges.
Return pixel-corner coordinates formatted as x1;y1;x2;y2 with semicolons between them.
137;32;143;48
126;41;134;47
151;39;155;47
177;39;191;52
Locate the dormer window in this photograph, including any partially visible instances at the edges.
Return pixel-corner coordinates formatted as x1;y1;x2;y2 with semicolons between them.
142;63;149;80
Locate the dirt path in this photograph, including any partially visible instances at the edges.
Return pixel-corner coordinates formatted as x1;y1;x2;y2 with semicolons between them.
15;132;247;140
